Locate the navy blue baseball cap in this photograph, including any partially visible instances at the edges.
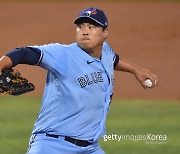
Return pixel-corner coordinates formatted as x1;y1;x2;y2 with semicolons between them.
74;7;108;29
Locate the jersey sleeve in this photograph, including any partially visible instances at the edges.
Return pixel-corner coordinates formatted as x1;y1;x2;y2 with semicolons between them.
113;54;119;69
103;42;120;69
30;43;68;77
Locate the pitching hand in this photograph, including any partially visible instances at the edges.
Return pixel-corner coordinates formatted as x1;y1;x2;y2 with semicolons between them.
134;68;159;89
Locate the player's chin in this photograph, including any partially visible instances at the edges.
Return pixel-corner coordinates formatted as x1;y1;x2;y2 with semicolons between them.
78;43;93;51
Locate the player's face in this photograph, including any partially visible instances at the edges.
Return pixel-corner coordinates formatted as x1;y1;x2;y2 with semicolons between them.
76;22;108;57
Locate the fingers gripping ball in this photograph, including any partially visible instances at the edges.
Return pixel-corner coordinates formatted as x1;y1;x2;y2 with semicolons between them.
144;79;152;88
0;69;35;95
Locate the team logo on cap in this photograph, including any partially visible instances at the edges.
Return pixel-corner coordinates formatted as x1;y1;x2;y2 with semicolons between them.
85;9;97;16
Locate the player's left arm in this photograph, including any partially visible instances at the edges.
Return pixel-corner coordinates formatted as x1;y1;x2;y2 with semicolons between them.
114;59;159;88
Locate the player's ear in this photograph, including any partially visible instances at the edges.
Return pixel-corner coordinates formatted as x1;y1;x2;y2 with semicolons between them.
103;28;108;39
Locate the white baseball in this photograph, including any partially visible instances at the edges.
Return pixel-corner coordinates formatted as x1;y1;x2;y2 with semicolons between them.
144;79;152;88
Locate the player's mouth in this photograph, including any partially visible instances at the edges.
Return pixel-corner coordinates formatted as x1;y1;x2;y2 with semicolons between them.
81;37;90;41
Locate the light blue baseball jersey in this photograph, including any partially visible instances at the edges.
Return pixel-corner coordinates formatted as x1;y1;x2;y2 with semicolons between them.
31;42;115;142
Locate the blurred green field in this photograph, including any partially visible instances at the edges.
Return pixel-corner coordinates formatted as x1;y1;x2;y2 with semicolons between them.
0;96;180;154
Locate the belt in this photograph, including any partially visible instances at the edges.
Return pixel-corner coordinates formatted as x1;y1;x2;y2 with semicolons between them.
46;133;92;147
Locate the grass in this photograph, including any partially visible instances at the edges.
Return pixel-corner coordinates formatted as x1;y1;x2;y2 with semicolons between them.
0;96;41;154
100;99;180;154
0;96;180;154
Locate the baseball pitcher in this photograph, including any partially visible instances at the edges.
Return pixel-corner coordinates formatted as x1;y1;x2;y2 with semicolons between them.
0;7;158;154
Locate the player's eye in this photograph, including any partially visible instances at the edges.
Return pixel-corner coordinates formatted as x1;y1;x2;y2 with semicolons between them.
78;25;83;29
89;25;95;29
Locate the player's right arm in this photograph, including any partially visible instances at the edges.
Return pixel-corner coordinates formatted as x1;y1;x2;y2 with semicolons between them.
0;47;42;74
0;56;12;74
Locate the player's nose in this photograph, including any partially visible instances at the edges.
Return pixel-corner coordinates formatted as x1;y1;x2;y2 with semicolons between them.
82;32;88;36
82;27;89;36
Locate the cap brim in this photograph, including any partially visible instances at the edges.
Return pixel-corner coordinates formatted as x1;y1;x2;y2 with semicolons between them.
74;16;104;27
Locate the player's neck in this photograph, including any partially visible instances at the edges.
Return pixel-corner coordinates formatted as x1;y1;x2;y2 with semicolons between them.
85;47;102;59
88;51;101;59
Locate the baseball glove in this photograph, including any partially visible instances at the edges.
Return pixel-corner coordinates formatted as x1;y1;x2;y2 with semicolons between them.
0;69;35;95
